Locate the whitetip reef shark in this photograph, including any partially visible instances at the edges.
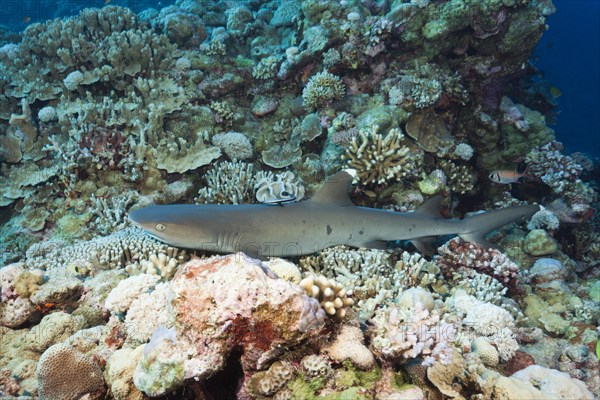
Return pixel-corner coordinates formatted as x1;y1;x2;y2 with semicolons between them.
129;169;539;259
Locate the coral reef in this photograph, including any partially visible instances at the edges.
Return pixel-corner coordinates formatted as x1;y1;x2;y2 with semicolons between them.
0;0;598;398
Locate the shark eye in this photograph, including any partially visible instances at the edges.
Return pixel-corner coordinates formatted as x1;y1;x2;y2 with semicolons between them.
155;223;167;232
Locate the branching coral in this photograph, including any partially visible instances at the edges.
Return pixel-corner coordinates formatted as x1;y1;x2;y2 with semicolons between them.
195;161;257;204
525;141;595;220
125;247;188;281
302;71;345;110
369;298;455;366
436;238;521;289
300;246;437;320
341;127;423;185
299;274;354;318
89;191;138;235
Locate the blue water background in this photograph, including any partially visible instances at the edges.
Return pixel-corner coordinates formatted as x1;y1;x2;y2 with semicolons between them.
0;0;174;30
534;0;600;158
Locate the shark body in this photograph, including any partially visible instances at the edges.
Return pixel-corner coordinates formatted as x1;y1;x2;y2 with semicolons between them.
129;170;539;258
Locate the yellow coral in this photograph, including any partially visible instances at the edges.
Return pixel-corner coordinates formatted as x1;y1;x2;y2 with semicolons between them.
299;274;354;318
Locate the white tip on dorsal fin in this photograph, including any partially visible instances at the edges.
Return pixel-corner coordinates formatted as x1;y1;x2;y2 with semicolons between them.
309;169;355;206
414;196;444;218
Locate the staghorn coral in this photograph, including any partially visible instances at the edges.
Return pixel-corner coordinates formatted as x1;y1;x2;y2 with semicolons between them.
89;191;138;236
452;270;507;305
342;127;423;185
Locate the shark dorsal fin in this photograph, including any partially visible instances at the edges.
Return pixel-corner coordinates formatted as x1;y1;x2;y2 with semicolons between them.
414;195;444;218
309;169;355;206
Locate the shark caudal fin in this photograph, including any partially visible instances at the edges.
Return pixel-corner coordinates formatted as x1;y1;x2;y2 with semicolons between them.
458;204;540;247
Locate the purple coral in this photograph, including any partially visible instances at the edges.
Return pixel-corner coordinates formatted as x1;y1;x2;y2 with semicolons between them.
526;141;595;222
436;238;521;290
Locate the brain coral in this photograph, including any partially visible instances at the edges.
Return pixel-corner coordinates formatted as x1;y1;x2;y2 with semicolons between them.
36;343;104;399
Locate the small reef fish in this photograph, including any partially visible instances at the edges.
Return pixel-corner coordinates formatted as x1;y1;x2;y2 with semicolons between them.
130;169;539;259
489;169;531;184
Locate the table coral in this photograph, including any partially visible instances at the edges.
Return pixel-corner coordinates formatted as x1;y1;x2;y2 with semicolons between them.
24;227;174;271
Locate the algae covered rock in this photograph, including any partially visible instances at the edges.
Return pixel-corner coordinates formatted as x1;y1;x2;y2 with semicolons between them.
132;254;326;396
523;229;558;256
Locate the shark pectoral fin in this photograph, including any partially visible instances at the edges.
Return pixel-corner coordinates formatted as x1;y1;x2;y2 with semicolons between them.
414;195;444;218
359;240;388;250
309;169;355;206
411;236;438;256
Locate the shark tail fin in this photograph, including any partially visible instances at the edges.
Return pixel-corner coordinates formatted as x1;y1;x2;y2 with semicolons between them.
458;204;540;248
